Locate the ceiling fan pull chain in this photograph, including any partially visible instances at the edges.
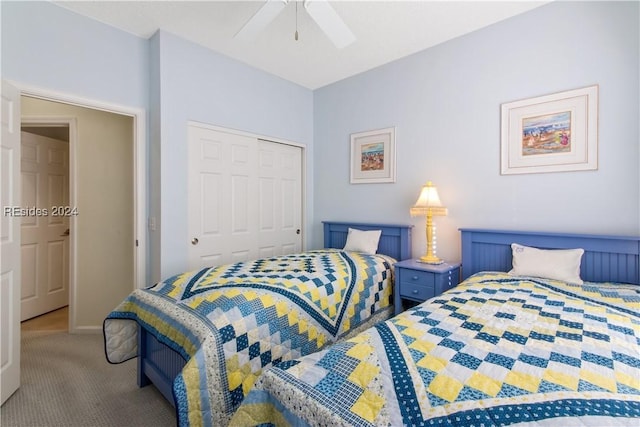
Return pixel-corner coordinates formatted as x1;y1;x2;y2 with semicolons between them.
295;0;299;41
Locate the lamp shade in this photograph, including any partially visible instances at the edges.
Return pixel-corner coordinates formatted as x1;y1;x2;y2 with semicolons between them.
410;181;447;216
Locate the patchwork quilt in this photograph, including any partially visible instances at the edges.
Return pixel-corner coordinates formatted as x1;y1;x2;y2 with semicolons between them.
231;272;640;426
103;249;395;426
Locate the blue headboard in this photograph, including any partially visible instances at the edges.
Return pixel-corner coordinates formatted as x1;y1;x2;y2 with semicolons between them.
460;228;640;285
323;221;413;261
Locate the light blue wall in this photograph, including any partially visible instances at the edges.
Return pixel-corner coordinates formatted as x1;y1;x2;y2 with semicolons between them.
1;1;148;108
313;1;640;262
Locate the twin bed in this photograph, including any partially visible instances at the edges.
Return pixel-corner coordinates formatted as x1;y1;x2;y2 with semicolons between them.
104;221;412;426
104;223;640;426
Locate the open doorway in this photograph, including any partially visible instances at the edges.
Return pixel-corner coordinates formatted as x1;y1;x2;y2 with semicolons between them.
20;94;145;332
1;81;148;404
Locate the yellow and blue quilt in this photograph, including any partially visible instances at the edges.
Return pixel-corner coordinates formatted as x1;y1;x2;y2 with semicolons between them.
231;272;640;426
103;249;394;426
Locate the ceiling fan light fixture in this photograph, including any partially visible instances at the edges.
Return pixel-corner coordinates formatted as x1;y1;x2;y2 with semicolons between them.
235;0;289;41
304;0;356;48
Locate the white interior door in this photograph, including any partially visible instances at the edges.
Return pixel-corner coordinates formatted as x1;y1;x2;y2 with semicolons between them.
1;80;21;405
188;124;302;270
20;131;69;321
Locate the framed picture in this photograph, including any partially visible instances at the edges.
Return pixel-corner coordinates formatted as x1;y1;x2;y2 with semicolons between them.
350;127;396;184
500;85;598;175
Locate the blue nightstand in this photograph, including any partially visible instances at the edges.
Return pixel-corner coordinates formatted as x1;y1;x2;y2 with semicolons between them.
393;259;460;315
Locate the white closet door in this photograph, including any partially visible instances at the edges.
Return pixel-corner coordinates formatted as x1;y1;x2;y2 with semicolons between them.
257;139;302;258
188;124;302;270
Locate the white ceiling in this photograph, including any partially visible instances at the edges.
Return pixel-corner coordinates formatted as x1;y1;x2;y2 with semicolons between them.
54;1;549;90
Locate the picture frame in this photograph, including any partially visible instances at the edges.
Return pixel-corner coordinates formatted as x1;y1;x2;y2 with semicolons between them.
500;85;598;175
350;127;396;184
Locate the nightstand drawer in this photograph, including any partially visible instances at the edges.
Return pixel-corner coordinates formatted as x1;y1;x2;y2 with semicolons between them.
399;281;434;301
400;269;434;286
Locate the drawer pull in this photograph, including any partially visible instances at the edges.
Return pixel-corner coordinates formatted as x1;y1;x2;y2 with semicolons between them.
412;289;419;294
412;276;419;280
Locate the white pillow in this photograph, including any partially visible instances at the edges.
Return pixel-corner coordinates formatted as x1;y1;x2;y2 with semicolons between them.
509;243;584;284
342;228;382;255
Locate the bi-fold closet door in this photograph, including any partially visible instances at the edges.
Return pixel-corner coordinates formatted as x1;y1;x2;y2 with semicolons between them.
187;123;303;270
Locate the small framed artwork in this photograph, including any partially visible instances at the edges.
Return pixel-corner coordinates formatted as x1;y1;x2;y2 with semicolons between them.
500;85;598;175
350;127;396;184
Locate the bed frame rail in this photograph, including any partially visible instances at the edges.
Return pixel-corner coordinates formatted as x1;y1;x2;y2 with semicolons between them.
137;326;185;407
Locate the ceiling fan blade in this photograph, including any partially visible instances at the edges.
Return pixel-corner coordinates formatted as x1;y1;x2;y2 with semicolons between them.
303;0;355;48
235;0;289;41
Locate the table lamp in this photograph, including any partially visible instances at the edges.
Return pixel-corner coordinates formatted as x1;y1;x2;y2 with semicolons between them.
410;181;448;264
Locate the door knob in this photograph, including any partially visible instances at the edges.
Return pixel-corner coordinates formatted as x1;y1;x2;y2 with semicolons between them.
60;229;70;237
296;229;301;235
191;237;199;245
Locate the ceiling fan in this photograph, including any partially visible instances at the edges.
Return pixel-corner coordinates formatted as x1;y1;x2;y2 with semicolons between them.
235;0;356;48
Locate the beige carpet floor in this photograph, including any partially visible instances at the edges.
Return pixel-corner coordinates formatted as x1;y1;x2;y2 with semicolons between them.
1;331;176;427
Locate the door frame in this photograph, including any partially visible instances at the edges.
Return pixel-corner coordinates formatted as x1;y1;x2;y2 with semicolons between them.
14;82;147;332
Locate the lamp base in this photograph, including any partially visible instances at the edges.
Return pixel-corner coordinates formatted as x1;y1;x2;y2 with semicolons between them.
417;255;443;265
